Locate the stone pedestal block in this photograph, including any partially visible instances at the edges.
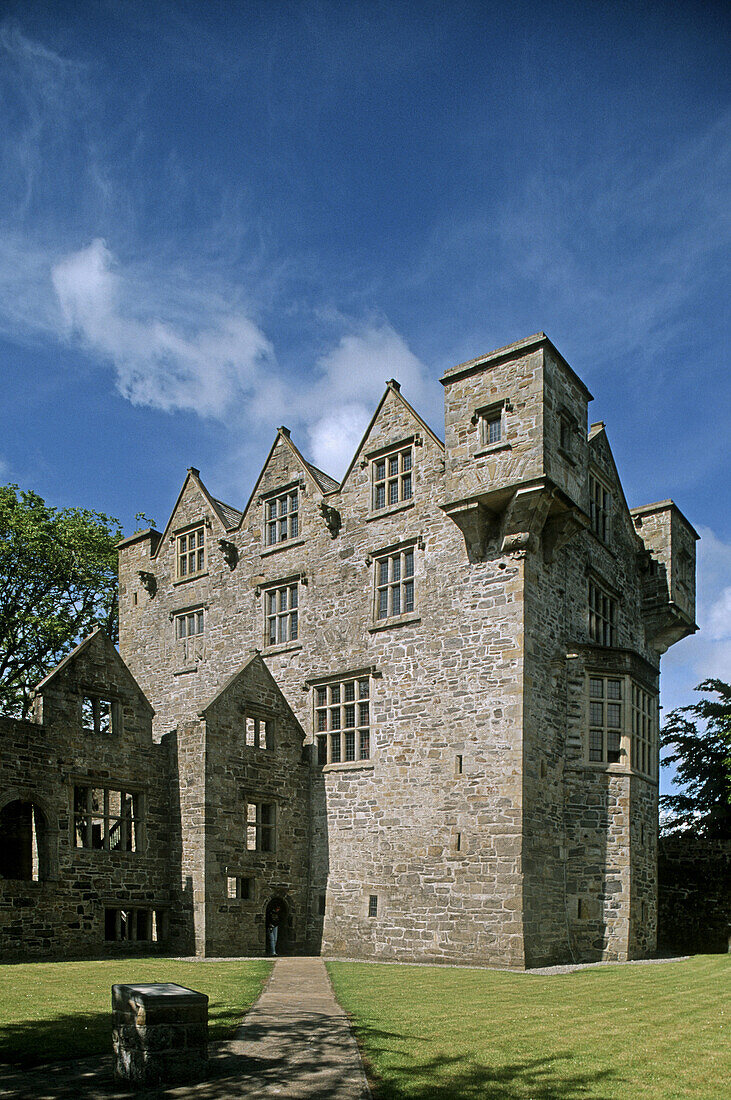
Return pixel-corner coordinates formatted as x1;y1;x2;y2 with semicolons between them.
112;982;208;1087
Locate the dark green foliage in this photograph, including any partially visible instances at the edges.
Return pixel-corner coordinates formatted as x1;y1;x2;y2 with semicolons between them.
0;484;122;718
660;679;731;839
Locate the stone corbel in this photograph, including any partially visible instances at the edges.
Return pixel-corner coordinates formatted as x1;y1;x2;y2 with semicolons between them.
542;508;588;563
500;484;554;558
441;500;496;562
218;539;238;570
138;571;157;597
319;501;342;539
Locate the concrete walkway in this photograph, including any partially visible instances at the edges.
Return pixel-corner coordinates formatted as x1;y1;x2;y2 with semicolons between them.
0;958;372;1099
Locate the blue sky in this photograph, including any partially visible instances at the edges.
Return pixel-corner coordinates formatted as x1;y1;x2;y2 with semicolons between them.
0;1;728;792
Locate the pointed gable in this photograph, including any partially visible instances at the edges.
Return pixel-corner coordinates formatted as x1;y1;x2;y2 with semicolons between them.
340;379;444;493
236;426;338;531
153;467;238;560
588;422;643;548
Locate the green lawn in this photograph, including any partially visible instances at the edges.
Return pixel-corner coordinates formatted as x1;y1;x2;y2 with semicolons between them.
327;956;730;1100
0;956;273;1067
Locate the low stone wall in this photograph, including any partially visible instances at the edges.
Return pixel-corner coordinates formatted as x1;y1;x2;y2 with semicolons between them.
658;835;730;955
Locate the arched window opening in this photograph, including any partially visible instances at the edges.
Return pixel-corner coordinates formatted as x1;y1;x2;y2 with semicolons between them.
0;800;48;882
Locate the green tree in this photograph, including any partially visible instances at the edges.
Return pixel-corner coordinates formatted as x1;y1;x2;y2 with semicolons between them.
660;679;731;839
0;485;121;718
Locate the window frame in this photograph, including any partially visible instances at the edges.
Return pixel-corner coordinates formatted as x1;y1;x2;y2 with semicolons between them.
588;578;617;647
375;545;416;621
244;799;277;853
590;472;612;543
371;445;414;512
73;784;144;852
175;607;205;640
244;712;274;751
262;579;300;647
263;485;301;547
81;695;120;737
176;524;206;580
314;675;371;766
586;673;658;777
472;398;511;455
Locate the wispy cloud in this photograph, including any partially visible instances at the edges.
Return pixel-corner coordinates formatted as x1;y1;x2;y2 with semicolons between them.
51;239;274;417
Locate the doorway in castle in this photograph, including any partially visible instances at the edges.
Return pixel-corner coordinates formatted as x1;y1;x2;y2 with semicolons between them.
265;896;289;956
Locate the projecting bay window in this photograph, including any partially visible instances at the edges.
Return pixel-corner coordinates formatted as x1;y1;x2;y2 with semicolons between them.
265;488;299;546
265;582;299;646
177;526;205;579
245;801;276;853
315;677;371;765
590;474;612;543
376;547;415;620
587;675;658;776
373;448;413;510
73;785;143;852
588;579;616;646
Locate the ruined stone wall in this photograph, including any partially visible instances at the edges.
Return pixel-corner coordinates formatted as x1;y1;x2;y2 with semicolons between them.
658;836;730;954
199;657;311;957
0;633;173;960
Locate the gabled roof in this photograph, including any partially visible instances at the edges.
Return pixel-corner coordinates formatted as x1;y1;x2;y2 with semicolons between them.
198;650;304;733
236;427;338;528
153;467;237;558
588;422;643;548
34;627;154;712
339;379;444;492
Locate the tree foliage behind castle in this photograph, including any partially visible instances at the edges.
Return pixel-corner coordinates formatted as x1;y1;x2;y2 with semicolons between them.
661;679;731;839
0;484;121;718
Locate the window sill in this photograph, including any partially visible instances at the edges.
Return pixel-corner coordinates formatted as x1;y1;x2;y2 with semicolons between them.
173;572;209;586
321;760;374;773
368;613;421;633
262;641;303;657
174;665;198;676
366;499;415;522
260;538;306;558
474;442;511;458
569;762;657;782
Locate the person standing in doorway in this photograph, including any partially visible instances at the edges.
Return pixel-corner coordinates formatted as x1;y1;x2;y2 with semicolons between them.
266;901;282;956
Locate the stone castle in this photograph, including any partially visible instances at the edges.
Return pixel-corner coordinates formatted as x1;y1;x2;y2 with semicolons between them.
0;333;697;967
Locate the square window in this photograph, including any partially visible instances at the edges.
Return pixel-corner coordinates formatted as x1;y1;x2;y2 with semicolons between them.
313;676;372;765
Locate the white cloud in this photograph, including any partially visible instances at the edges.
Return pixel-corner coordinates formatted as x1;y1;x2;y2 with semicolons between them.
51;239;274;417
304;323;436;476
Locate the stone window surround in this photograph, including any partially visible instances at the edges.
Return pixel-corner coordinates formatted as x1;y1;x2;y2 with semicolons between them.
243;798;277;853
587;571;618;647
72;781;146;853
226;874;254;901
364;434;420;514
471;397;513;458
81;693;122;737
366;536;424;629
558;405;578;464
257;573;306;649
173;519;209;583
584;671;658;778
244;709;274;751
306;664;380;771
103;905;168;942
589;468;612;544
259;478;304;551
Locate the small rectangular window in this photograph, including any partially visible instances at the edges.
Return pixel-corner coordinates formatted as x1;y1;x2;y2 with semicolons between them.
177;526;205;578
265;488;300;546
227;876;252;900
590;475;611;542
318;893;326;915
480;413;501;447
372;448;413;510
244;715;273;750
368;894;378;918
104;907;163;942
245;801;276;852
265;582;299;646
375;547;416;621
588;580;616;646
175;608;204;639
455;754;463;775
82;696;116;736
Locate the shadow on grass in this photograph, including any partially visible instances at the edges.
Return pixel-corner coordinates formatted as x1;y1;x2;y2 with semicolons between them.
0;1006;245;1068
351;1024;618;1100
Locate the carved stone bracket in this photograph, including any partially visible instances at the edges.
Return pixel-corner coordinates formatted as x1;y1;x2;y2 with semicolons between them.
499;484;554;558
440;501;496;562
542;508;588;563
319;501;342;539
138;571;157;597
218;539;239;570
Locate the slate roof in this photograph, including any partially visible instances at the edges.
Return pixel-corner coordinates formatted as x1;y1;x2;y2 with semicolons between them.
211;497;244;530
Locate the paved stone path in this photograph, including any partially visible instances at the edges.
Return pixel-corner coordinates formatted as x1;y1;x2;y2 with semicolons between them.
0;958;372;1099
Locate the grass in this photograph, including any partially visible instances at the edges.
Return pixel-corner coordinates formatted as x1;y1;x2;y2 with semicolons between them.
0;956;273;1067
327;956;730;1100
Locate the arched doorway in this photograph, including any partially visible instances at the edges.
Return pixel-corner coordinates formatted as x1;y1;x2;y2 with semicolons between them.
264;896;290;956
0;800;48;881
